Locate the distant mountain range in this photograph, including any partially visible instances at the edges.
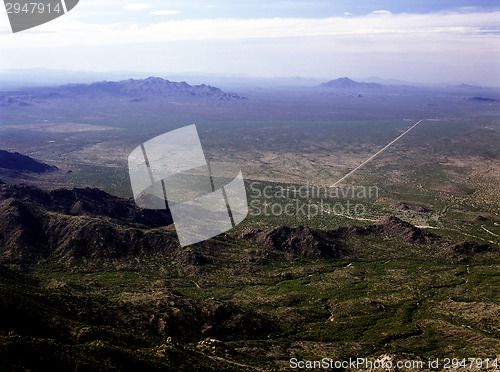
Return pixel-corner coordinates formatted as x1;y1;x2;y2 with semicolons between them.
315;77;500;103
318;77;383;90
0;150;58;173
1;76;499;109
59;77;244;100
0;77;244;107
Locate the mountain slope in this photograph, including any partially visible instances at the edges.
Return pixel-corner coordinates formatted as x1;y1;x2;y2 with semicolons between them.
0;184;172;227
0;150;58;173
0;95;40;107
0;183;174;266
0;265;266;371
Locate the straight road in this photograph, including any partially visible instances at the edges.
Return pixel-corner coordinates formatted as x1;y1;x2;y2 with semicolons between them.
330;119;423;187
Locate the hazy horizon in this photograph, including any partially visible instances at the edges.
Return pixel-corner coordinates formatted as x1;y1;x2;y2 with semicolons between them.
1;68;499;90
1;0;499;87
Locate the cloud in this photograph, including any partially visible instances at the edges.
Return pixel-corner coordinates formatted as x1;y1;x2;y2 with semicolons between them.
150;10;180;16
0;9;498;85
74;11;496;47
123;3;153;11
0;3;497;43
371;10;392;15
1;11;495;72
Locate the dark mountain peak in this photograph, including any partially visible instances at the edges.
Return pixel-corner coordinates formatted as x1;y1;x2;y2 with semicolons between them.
467;96;499;103
242;225;346;258
443;240;499;263
321;77;356;88
243;216;442;259
458;83;482;89
319;77;383;89
337;77;355;84
376;216;433;242
0;150;58;173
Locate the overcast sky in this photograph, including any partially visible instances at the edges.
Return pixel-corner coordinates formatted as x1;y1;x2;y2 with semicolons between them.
1;0;499;85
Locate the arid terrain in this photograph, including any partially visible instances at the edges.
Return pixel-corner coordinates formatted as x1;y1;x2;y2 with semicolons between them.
0;76;499;370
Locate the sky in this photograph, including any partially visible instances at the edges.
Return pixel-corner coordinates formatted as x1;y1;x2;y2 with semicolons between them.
1;0;499;85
